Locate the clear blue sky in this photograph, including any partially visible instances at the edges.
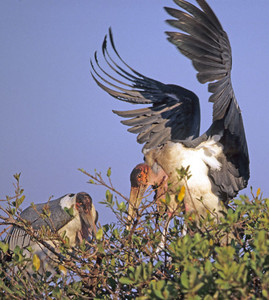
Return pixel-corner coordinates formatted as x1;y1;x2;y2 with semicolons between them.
1;1;269;225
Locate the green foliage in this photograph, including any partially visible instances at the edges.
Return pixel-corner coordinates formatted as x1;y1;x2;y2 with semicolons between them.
63;206;74;217
0;171;268;299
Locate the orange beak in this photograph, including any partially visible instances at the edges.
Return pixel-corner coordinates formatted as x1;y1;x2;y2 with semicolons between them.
126;184;148;231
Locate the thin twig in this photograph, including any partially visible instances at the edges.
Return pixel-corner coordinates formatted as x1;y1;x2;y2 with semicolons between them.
79;168;129;202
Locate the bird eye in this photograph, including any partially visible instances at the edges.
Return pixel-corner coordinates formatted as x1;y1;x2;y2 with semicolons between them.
69;193;75;197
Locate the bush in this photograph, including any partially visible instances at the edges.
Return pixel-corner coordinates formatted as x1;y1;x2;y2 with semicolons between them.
0;170;268;299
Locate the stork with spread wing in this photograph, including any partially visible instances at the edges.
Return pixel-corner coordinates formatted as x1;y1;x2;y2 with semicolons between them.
91;0;249;233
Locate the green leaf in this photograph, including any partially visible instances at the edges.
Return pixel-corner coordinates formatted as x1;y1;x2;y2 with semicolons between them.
118;201;126;212
156;280;165;290
0;241;9;253
106;190;113;204
147;262;153;276
96;228;103;240
205;260;212;274
134;265;142;282
107;167;111;177
262;289;268;298
128;266;135;273
113;228;119;239
9;207;16;215
165;192;171;205
0;281;16;296
26;246;33;253
14;245;22;255
64;206;74;217
13;173;21;182
191;282;204;293
16;195;25;207
153;287;165;299
119;277;134;285
142;263;147;281
97;244;105;254
181;271;189;289
79;239;86;251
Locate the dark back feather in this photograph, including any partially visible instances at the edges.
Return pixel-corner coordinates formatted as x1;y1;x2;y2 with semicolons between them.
91;28;201;151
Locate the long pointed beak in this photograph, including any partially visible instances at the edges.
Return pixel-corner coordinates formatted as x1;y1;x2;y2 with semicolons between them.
127;184;147;231
80;211;97;238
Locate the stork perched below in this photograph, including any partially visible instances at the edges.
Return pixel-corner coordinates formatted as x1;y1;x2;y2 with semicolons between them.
5;192;98;276
91;0;249;234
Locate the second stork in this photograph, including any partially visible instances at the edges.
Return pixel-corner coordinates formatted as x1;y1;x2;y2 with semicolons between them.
91;0;250;231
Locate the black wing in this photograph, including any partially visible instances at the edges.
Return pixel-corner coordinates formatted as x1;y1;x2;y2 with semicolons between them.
91;28;201;151
5;227;32;251
5;195;74;250
20;196;74;231
165;0;249;200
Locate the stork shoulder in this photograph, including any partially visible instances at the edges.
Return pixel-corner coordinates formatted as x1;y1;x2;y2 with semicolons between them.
195;135;223;171
60;194;76;210
58;214;82;246
150;137;223;172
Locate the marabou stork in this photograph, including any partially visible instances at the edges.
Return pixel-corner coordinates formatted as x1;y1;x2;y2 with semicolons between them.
91;0;249;236
5;192;98;275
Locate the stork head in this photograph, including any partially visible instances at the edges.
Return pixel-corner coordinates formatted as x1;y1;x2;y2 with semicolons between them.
127;163;168;230
75;192;98;239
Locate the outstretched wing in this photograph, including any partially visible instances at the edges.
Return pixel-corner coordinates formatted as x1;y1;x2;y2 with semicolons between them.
165;0;233;122
91;28;201;151
165;0;249;200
